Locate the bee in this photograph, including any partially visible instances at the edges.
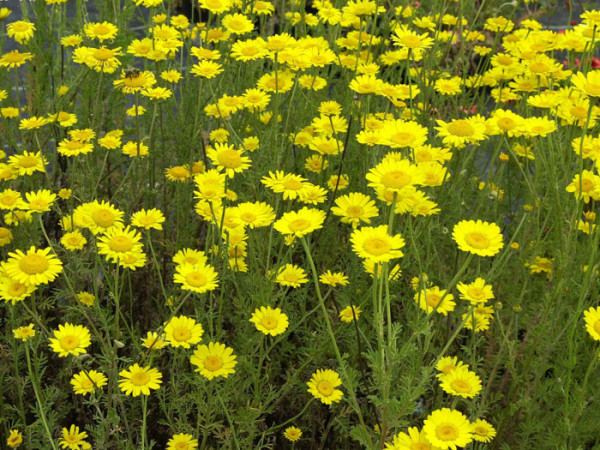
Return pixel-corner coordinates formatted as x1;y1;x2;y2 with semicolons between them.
124;66;141;80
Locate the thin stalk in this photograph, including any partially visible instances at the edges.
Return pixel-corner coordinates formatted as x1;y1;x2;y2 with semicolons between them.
141;395;148;449
300;237;373;448
25;346;58;450
217;389;241;450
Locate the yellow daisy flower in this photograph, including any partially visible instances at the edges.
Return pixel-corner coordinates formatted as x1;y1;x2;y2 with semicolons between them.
307;369;344;405
167;433;198;450
164;315;204;348
350;225;405;263
118;363;162;396
273;207;326;237
275;264;308;288
439;366;482;398
131;208;165;230
249;306;289;336
49;323;92;357
422;408;473;449
452;220;504;257
5;246;63;286
174;262;219;293
584;306;600;341
190;342;237;380
71;370;108;395
414;286;455;315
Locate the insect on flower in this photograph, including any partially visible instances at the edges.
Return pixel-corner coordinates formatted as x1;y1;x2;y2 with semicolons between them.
124;66;141;80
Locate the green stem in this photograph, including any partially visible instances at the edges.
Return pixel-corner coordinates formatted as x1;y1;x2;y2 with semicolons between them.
300;237;373;448
141;395;148;449
146;231;169;303
217;388;241;450
25;346;58;450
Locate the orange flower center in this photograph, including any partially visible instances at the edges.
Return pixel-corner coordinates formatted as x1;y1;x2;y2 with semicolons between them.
173;327;192;342
288;218;310;231
283;179;303;190
217;149;242;168
93;48;114;61
19;254;49;274
363;237;391;255
93;25;111;35
317;380;334;396
5;52;26;63
497;117;516;130
400;35;422;48
260;317;277;330
60;335;80;350
464;232;490;249
204;355;223;371
108;236;133;252
8;282;27;296
436;424;459;441
186;272;207;287
450;379;472;393
130;371;150;386
447;120;474;137
426;294;441;308
17;155;38;168
346;206;364;217
381;171;411;189
92;209;115;228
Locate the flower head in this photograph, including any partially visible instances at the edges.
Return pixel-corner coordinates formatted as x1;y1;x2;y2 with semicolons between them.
13;323;35;341
584;306;600;341
190;342;237;380
274;207;326;237
339;305;361;323
5;246;63;286
7;429;23;448
439;366;482;398
174;262;219;293
283;426;302;442
384;427;438;450
471;419;496;443
423;408;473;449
250;306;289;336
167;433;198;450
49;323;91;357
118;363;162;396
71;370;108;395
350;225;405;263
307;369;344;405
275;264;308;287
59;425;88;450
415;286;455;315
452;220;504;257
164;315;204;348
7;20;35;44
